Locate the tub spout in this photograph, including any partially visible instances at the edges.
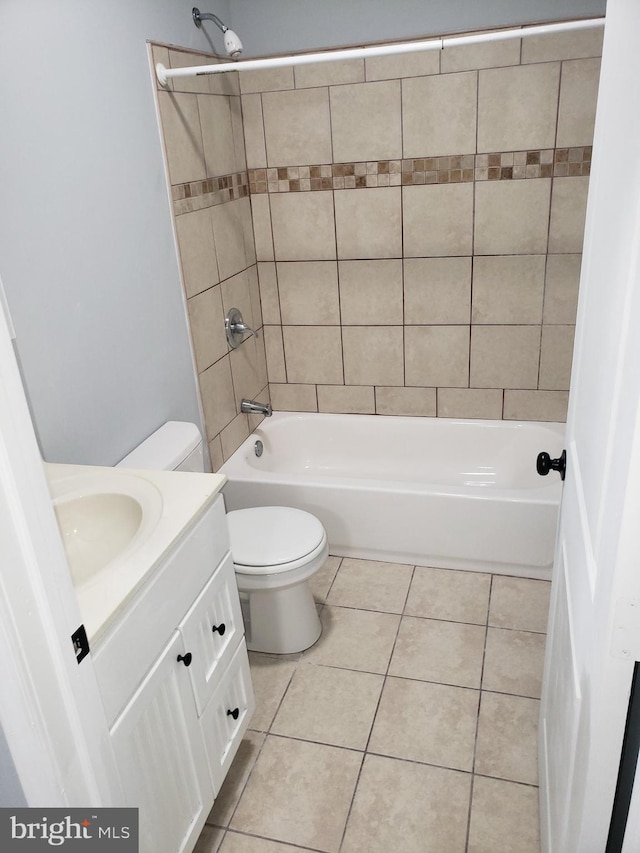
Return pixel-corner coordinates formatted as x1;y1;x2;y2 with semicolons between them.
241;399;273;417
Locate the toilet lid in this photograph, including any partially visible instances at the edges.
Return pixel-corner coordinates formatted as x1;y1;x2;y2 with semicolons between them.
227;506;326;571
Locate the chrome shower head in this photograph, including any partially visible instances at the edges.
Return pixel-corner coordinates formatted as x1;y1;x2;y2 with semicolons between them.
192;7;243;59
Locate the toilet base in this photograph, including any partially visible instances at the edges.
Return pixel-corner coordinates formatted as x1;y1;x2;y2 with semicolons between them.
240;580;322;654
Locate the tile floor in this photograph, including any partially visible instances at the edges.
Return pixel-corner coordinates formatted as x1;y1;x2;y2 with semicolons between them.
194;556;551;853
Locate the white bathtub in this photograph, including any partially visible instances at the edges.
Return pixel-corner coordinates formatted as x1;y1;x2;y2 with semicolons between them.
220;412;565;579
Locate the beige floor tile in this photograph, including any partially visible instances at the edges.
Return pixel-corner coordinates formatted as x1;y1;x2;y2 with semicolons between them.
271;663;383;749
475;692;540;785
489;577;551;633
326;558;413;613
302;606;400;674
468;776;541;853
483;627;547;699
389;616;486;688
368;677;479;771
341;754;471;853
194;824;225;853
219;833;304;852
309;555;341;603
405;566;491;624
207;732;266;827
230;735;361;852
247;653;298;731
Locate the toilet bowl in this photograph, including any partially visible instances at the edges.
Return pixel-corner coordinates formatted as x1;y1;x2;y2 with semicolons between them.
227;506;328;654
117;422;328;656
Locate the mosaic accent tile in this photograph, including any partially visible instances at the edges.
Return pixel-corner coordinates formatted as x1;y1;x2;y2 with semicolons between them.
172;170;250;215
248;147;592;195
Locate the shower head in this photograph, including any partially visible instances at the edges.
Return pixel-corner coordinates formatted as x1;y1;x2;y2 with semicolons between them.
192;7;243;59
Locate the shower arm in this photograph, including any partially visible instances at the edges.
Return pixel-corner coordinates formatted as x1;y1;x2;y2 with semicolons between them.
192;8;228;34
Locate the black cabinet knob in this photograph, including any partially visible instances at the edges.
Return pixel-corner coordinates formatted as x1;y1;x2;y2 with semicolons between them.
177;652;193;667
536;449;567;481
226;707;239;720
212;623;226;636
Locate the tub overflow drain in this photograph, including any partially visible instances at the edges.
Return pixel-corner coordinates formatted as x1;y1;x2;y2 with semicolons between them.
254;440;264;457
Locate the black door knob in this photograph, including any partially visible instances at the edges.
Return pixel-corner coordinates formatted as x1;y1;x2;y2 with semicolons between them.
226;707;239;720
212;623;226;636
177;652;193;667
536;449;567;481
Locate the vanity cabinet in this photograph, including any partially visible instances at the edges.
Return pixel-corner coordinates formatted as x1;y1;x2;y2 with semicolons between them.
93;495;254;853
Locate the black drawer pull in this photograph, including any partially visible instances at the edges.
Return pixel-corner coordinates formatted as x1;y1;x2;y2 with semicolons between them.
536;449;567;481
212;623;226;636
177;653;192;667
226;707;239;720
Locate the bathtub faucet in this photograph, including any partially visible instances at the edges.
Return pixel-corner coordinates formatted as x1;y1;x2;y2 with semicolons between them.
241;399;273;417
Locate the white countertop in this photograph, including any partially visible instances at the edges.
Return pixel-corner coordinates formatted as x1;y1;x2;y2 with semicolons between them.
45;462;226;642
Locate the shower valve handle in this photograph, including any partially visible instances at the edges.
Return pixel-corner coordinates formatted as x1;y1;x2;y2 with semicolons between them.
536;450;567;481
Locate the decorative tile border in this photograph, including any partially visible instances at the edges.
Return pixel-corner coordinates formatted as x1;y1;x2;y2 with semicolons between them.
172;171;249;216
248;147;592;194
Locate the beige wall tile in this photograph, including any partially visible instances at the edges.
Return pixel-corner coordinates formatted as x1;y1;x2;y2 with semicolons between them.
474;179;551;255
246;385;272;432
472;256;546;324
220;413;251;461
229;334;267;406
208;435;223;472
212;200;249;281
342;326;403;386
277;261;340;324
375;386;437;417
317;384;375;414
220;269;253;330
405;326;470;388
544;254;581;324
404;257;472;324
478;63;560;152
175;208;219;298
262;88;332;167
437;388;503;420
503;389;569;422
239;67;294;95
270;192;336;261
157;91;206;185
468;775;540;853
330;80;402;162
250;195;274;262
557;58;601;147
404;183;474;257
247;264;262;328
199;355;237;439
335;187;402;259
152;44;172;91
282;325;343;384
166;50;208;94
295;58;364;88
539;325;575;390
230;96;246;171
339;260;403;324
269;382;317;412
257;262;280;323
239;197;257;267
365;50;440;82
441;36;521;73
198;94;237;177
209;67;240;99
548;177;590;253
241;94;267;169
470;325;541;389
403;72;477;158
263;325;287;383
187;285;227;372
522;28;604;63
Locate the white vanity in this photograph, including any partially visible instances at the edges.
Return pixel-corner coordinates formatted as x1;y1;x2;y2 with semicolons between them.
46;463;254;853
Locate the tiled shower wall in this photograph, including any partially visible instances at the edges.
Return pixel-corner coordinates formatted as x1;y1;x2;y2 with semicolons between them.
152;45;269;470
243;27;602;422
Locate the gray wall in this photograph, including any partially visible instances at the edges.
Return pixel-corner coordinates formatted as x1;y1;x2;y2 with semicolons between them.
0;724;25;807
230;0;606;55
0;0;231;465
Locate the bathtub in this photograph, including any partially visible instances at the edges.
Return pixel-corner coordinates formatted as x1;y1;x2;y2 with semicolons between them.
219;412;565;579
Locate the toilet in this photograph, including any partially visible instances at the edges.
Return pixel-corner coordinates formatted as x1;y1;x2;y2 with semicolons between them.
117;421;327;654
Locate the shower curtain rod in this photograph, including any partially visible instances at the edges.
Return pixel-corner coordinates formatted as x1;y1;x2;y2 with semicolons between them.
155;17;604;87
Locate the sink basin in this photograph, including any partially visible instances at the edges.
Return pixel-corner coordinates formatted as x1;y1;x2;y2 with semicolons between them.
49;470;164;588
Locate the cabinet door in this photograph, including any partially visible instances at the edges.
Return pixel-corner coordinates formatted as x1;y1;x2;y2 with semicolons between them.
110;633;213;853
179;552;245;716
200;642;255;792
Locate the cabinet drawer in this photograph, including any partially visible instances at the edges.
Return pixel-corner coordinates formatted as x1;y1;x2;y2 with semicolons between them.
200;642;255;793
179;551;244;716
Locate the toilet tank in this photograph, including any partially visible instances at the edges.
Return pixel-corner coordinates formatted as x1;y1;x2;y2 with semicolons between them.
117;421;204;472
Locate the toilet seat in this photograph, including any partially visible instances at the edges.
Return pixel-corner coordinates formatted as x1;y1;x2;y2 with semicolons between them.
227;506;327;575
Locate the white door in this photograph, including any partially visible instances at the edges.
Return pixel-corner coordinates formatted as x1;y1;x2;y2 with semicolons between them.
539;1;640;851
